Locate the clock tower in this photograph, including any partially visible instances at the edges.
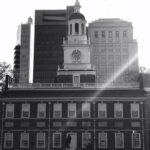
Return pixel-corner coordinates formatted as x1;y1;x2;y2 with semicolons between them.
57;0;96;86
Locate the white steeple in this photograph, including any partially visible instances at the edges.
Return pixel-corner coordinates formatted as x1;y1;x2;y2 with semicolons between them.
74;0;81;13
57;0;96;86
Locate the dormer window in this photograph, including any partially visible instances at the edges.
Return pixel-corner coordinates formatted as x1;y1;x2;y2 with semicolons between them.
75;23;79;34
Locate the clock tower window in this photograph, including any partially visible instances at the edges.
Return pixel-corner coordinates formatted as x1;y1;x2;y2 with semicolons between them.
70;24;72;35
75;23;79;34
81;23;84;34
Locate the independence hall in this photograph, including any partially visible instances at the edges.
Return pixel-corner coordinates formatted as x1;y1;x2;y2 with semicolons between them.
0;1;149;150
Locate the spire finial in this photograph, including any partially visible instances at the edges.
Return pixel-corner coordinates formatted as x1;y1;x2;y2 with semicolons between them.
74;0;81;13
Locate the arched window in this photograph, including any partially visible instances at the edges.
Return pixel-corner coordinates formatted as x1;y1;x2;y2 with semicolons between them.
81;24;84;34
75;23;79;34
70;24;72;35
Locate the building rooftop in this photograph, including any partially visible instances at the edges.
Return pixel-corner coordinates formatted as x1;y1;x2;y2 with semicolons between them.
89;18;132;27
0;83;146;99
9;82;140;89
69;12;85;20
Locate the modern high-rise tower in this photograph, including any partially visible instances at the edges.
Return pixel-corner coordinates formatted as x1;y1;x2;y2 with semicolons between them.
33;6;74;83
13;17;32;83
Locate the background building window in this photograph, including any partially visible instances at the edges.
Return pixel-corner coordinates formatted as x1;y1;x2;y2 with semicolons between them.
108;31;112;38
53;103;62;118
100;55;107;66
4;133;13;148
101;49;106;53
116;31;119;38
37;103;46;118
98;103;107;118
114;103;123;118
131;103;140;118
115;133;124;148
98;132;107;148
101;31;105;38
82;132;91;148
6;104;14;118
94;31;99;38
53;133;61;148
68;103;76;118
82;103;90;118
123;31;127;38
22;104;30;118
20;133;29;148
132;133;141;148
37;132;45;148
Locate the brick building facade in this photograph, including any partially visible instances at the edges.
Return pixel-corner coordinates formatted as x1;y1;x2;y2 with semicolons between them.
0;87;147;150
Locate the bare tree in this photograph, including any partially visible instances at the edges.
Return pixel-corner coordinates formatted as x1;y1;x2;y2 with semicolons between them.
0;61;12;83
139;66;146;73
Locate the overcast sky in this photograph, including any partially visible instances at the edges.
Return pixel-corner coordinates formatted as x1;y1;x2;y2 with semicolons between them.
0;0;150;69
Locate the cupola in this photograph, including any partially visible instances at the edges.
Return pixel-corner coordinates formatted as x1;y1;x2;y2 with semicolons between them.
68;0;86;36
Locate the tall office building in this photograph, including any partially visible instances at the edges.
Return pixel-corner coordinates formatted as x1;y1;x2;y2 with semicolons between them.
33;6;74;83
13;17;32;83
88;19;138;86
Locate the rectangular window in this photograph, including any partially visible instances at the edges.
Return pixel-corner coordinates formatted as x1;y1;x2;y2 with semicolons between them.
131;122;140;127
101;49;106;53
116;31;119;38
98;103;107;118
82;103;90;118
132;133;141;148
68;103;76;118
131;103;140;118
94;31;99;38
101;31;105;38
53;133;61;148
82;132;91;148
98;132;107;148
37;103;46;118
123;31;127;38
114;103;123;118
6;104;14;118
115;133;124;148
4;133;13;148
94;55;99;66
53;103;62;118
20;133;29;148
98;122;107;127
108;31;112;38
37;133;45;148
22;104;30;118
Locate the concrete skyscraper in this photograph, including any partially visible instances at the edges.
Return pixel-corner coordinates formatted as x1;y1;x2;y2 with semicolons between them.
88;19;138;86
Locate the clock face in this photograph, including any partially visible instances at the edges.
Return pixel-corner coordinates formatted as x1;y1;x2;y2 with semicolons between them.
72;49;81;61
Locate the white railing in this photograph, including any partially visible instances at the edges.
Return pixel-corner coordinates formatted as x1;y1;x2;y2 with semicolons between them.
9;82;140;89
